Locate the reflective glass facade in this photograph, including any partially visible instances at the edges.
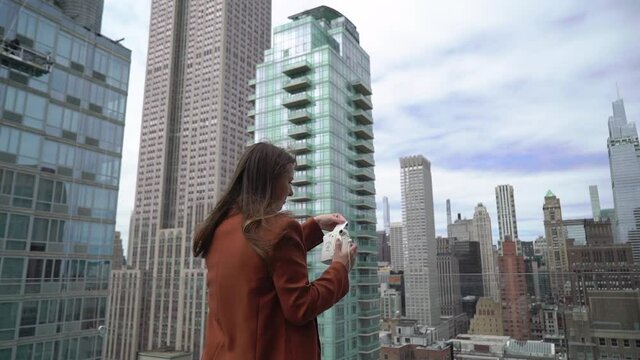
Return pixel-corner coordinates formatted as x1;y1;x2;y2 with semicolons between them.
250;7;379;360
607;98;640;262
0;0;130;358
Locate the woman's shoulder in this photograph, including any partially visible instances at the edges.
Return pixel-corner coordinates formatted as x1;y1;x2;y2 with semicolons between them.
264;212;299;232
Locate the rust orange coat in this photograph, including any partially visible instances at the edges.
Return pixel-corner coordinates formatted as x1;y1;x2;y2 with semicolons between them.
202;213;349;360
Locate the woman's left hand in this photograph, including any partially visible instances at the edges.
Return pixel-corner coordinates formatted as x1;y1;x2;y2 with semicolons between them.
314;213;347;231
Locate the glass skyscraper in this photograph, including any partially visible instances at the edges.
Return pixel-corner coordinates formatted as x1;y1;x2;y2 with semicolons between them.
250;6;379;359
0;0;130;358
607;97;640;262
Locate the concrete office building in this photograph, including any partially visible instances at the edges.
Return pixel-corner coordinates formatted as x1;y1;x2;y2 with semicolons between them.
250;6;380;358
566;290;640;360
542;191;570;299
389;222;404;271
473;203;499;301
589;185;601;221
495;184;521;255
454;240;483;298
447;216;473;242
437;237;462;318
0;0;129;358
400;155;440;327
567;236;639;306
468;297;504;336
107;0;271;358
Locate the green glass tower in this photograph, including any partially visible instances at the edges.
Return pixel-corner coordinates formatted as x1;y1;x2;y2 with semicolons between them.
249;6;379;360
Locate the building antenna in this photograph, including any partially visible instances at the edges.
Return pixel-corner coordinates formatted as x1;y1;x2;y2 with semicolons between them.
616;82;621;99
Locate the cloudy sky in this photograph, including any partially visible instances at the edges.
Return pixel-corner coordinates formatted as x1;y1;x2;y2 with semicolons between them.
102;0;640;250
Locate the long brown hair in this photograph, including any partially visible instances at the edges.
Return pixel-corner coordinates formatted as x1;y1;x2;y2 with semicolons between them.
192;142;296;259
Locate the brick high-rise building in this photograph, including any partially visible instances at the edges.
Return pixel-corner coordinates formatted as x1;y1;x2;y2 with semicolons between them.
567;235;640;306
499;236;530;340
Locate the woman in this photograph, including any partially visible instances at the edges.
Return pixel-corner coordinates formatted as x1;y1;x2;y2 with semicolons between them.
193;142;357;359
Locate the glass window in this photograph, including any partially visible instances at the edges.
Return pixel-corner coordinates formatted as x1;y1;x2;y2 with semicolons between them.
25;259;43;285
37;179;54;202
8;214;29;239
42;141;58;165
0;126;19;154
79;336;94;358
17;9;37;39
93;49;109;75
25;93;47;121
18;132;40;159
82;298;97;320
16;344;33;360
35;17;56;51
32;218;49;242
20;301;38;326
0;212;6;236
14;173;35;198
50;69;67;94
1;258;24;279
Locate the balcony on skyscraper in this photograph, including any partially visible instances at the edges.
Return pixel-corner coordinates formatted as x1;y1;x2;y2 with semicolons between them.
291;173;313;186
282;76;312;93
282;60;312;77
352;94;373;110
351;197;376;210
351;79;372;96
288;190;313;202
355;212;377;224
354;125;374;140
354;139;375;154
289;140;313;155
282;92;312;108
354;169;375;183
294;156;314;170
287;124;312;140
354;109;373;125
353;182;376;195
287;109;312;124
354;153;375;168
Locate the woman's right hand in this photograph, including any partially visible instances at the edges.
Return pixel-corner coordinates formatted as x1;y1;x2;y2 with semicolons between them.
332;239;357;270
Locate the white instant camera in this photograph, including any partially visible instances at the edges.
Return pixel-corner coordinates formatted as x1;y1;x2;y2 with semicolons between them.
320;222;353;265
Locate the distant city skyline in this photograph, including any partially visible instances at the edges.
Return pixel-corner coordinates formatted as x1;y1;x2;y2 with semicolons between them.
100;0;640;251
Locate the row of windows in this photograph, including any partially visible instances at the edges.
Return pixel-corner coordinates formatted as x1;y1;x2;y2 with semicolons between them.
599;338;640;348
3;87;124;153
0;296;106;342
3;4;130;91
0;168;118;217
0;335;103;360
50;68;126;121
0;211;115;255
0;126;121;186
0;257;110;282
